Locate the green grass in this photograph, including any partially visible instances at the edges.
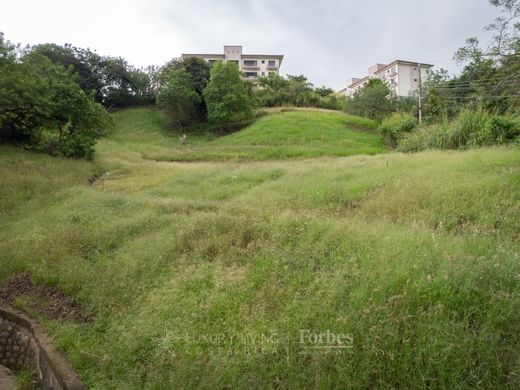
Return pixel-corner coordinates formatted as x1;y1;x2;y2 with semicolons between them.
127;108;383;161
1;107;520;388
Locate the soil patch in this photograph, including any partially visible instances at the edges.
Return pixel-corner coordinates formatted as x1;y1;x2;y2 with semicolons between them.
0;274;91;323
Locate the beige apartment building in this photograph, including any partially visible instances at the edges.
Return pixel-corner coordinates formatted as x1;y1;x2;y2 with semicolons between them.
182;45;284;80
341;60;433;98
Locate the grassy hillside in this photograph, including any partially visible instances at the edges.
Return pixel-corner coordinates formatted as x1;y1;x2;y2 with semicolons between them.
1;108;520;388
129;108;384;161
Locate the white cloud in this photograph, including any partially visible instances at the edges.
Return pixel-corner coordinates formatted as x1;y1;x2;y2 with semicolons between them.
0;0;502;89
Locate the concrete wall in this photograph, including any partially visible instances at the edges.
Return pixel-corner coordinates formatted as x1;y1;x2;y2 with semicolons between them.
241;58;281;79
224;45;242;61
397;64;430;97
0;306;85;389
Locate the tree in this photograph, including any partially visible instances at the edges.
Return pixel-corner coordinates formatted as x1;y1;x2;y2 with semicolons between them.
203;61;253;125
0;38;111;159
32;43;155;107
159;57;210;120
450;0;520;114
31;43;105;103
156;68;201;129
345;79;396;120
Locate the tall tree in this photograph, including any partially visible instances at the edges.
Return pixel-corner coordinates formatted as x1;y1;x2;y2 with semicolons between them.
160;57;210;120
156;68;200;129
203;61;253;125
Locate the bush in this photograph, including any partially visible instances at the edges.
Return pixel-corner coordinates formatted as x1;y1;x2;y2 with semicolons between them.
345;79;397;121
378;113;416;146
398;109;520;152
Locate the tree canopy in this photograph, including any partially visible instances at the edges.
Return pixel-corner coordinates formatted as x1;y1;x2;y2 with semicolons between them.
0;33;111;159
156;68;201;128
203;61;253;125
345;79;396;120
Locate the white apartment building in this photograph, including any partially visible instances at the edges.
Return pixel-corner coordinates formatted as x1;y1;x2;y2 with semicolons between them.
182;45;284;80
341;60;433;98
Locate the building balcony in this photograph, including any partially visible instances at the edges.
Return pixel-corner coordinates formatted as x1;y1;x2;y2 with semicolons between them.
242;65;260;70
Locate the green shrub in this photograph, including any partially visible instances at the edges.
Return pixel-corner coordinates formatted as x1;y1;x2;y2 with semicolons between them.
378;113;416;146
398;109;520;152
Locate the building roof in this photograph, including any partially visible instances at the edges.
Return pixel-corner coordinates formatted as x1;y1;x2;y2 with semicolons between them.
347;76;369;89
241;54;284;59
182;53;284;60
347;60;434;89
182;54;225;59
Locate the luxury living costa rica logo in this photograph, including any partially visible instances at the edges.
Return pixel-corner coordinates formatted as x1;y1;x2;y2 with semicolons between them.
298;330;354;354
157;330;354;357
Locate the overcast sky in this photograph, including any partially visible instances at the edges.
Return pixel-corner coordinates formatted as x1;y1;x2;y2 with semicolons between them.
1;0;501;89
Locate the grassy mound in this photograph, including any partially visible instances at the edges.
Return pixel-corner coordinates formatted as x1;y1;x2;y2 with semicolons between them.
129;108;384;161
1;107;520;388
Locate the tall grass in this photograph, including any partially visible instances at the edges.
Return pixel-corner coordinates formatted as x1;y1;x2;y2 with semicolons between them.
399;109;520;152
1;107;520;388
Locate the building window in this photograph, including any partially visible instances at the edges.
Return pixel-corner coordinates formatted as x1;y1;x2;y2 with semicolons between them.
243;60;257;67
208;60;218;66
268;71;276;76
261;60;265;64
261;72;265;76
414;78;418;82
244;72;258;78
268;60;276;67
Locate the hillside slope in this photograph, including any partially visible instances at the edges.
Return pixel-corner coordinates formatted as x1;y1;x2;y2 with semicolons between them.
124;108;385;161
1;108;520;388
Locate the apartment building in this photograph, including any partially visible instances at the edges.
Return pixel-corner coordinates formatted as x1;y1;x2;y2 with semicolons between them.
341;60;433;98
182;45;284;80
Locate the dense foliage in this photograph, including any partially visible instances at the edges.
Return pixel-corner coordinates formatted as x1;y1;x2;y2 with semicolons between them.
398;109;520;152
344;79;398;121
159;57;210;121
422;0;520;120
378;112;417;146
0;33;111;159
156;68;201;128
31;43;156;108
254;74;346;110
203;61;253;125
